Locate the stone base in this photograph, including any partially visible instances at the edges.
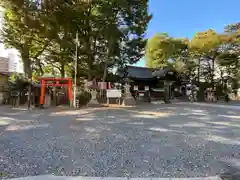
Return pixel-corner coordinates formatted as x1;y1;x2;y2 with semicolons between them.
122;96;136;106
87;103;102;107
88;99;99;105
87;99;102;107
87;90;101;107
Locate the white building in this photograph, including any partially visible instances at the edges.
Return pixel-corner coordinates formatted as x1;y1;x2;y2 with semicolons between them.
0;56;9;73
0;45;23;73
7;50;23;73
1;11;23;73
8;51;17;72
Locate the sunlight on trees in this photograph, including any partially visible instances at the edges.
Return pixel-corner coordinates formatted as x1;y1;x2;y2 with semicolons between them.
145;25;240;93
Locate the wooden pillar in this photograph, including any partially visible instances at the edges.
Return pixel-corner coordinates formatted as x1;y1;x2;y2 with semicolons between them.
68;79;73;102
164;81;171;104
40;79;45;107
65;83;68;101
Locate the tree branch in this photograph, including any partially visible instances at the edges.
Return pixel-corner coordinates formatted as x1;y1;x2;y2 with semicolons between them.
33;41;49;59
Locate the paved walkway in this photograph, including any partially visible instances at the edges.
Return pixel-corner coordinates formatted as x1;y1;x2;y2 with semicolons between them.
0;104;240;179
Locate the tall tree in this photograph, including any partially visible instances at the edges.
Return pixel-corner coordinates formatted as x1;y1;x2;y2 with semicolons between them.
1;0;51;108
189;29;222;86
145;33;189;72
74;0;151;80
145;33;172;68
1;0;151;82
217;23;240;94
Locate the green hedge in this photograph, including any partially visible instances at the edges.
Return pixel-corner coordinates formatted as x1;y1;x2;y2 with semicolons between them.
76;91;91;106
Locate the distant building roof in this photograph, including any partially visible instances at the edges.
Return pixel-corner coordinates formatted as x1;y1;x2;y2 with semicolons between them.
120;66;179;81
152;68;173;77
124;66;155;79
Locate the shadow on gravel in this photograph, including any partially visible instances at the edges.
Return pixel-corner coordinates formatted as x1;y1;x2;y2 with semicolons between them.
0;104;240;179
219;165;240;180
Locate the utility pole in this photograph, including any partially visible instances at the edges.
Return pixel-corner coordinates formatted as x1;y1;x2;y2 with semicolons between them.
73;31;78;108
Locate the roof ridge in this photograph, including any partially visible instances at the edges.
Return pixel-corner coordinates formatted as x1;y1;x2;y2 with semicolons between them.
126;65;155;70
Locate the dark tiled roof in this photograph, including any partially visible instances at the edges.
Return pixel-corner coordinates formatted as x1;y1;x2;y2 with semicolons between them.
125;66;154;79
124;66;176;78
119;66;179;80
152;68;172;77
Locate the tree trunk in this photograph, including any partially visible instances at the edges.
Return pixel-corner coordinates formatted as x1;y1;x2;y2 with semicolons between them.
26;65;32;110
27;79;32;109
60;63;65;78
87;55;93;80
198;58;200;85
103;61;108;82
211;52;217;90
87;63;92;80
212;57;215;89
22;54;32;110
164;81;171;104
103;39;113;82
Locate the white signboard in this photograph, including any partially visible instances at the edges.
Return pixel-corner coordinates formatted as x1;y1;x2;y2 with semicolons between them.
152;88;164;92
107;89;122;98
134;85;138;90
145;86;149;91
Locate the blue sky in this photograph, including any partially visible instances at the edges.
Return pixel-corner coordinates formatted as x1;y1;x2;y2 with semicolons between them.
135;0;240;67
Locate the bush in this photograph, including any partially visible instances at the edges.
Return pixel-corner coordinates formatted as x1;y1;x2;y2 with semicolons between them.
76;91;91;106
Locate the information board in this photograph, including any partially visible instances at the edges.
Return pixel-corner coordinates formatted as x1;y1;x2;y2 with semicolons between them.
107;89;122;98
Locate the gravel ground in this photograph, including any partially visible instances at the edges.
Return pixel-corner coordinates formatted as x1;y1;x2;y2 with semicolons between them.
0;104;240;179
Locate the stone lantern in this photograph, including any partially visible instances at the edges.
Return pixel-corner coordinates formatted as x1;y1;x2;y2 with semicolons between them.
86;78;99;106
122;78;136;106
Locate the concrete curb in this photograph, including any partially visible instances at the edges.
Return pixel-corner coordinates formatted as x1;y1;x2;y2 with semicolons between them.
7;175;222;180
176;102;240;110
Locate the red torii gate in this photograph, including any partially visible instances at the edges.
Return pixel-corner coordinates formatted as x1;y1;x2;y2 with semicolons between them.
38;77;73;106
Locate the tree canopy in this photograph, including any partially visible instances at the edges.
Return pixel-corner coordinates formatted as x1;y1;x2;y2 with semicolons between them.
145;33;188;68
145;24;240;93
1;0;151;80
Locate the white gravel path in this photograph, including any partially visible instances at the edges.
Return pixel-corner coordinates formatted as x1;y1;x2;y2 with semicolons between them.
0;104;240;179
7;175;222;180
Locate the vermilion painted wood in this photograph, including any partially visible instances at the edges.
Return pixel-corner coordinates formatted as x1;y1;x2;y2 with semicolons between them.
38;77;73;105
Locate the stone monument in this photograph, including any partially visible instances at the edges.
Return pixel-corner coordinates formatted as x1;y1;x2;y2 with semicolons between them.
86;78;100;107
122;78;136;106
88;89;98;105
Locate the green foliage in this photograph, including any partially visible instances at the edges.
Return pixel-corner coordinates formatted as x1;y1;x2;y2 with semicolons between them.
1;0;151;81
218;52;239;66
190;29;221;54
75;0;152;79
8;73;29;91
225;23;240;33
145;33;189;70
217;23;240;91
145;24;240;92
145;33;171;68
76;91;91;106
1;0;50;78
189;29;222;85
